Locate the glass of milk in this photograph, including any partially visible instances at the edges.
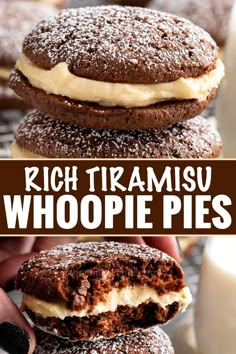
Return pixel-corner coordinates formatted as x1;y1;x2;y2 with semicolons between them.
217;1;236;157
195;237;236;354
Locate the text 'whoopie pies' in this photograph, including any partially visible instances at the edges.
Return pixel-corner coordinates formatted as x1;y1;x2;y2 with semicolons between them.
16;242;192;341
33;326;174;354
10;6;224;129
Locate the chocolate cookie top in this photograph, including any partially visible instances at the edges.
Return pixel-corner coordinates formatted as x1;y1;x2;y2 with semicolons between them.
18;242;173;273
22;6;218;83
34;326;174;354
148;0;234;46
0;1;56;68
14;110;222;158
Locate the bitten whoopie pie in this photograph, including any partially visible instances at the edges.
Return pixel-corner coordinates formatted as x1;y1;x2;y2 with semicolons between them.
34;326;174;353
16;242;191;341
11;111;222;159
0;0;56;110
10;6;224;129
148;0;234;47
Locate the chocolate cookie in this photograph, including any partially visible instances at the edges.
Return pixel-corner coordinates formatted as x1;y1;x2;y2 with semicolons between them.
9;6;224;129
34;326;174;353
16;242;191;341
148;0;234;47
0;0;56;109
11;110;222;159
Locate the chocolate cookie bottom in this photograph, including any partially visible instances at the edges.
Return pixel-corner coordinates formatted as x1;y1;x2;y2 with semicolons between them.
34;326;174;353
10;70;216;130
27;302;179;341
12;110;222;159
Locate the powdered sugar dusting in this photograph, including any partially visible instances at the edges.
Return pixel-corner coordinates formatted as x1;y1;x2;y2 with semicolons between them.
18;242;173;273
22;6;218;83
34;326;174;353
14;110;222;158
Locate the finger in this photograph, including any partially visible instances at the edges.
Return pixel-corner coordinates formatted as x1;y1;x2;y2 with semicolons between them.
0;288;36;354
144;236;182;263
105;236;146;245
32;236;79;252
0;253;37;290
0;237;36;262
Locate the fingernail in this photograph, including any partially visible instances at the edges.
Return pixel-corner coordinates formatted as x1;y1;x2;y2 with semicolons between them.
176;238;184;259
0;322;30;354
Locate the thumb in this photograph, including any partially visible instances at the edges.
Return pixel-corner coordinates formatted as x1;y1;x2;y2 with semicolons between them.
0;253;37;290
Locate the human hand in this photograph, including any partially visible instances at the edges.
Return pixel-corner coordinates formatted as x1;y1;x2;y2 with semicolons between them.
0;235;181;354
0;288;35;354
0;237;79;289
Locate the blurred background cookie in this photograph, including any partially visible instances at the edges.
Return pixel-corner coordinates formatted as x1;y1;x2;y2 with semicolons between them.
178;237;200;257
0;0;57;110
147;0;234;47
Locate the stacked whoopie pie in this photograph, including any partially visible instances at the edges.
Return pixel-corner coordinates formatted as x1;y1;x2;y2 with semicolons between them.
9;6;224;159
16;242;192;353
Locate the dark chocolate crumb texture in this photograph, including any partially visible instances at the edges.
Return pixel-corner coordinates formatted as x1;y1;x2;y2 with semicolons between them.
34;326;174;353
9;6;224;129
11;110;222;159
17;242;192;341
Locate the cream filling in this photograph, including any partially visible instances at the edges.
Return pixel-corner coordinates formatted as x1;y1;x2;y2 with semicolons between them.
11;142;45;159
22;285;192;320
16;54;225;108
0;68;11;80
